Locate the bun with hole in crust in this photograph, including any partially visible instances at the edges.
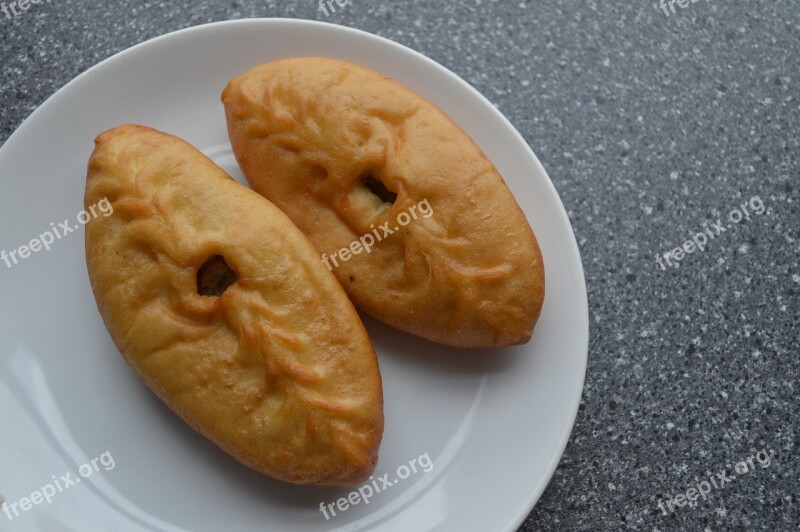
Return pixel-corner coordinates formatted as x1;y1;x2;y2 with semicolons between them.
84;124;383;485
222;57;545;348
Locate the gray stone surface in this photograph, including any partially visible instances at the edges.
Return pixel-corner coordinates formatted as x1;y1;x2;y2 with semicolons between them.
1;0;797;530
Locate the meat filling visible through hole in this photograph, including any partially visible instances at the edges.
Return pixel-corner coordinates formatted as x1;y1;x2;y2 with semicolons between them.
362;174;397;205
197;255;237;296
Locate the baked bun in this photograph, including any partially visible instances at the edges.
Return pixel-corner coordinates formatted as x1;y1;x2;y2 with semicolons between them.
223;57;544;348
85;124;383;485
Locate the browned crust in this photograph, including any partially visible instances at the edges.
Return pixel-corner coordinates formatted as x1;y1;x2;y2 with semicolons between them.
223;57;545;348
85;124;383;485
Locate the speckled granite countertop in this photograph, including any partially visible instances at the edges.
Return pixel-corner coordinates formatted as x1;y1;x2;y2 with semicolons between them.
1;1;797;530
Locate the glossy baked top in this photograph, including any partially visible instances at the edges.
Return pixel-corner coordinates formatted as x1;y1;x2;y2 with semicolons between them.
85;124;383;485
224;58;545;347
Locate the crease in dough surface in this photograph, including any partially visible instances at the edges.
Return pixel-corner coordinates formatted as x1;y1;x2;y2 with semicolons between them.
85;124;383;485
223;57;545;348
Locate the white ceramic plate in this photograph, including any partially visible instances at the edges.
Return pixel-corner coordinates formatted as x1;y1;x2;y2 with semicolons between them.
0;19;587;532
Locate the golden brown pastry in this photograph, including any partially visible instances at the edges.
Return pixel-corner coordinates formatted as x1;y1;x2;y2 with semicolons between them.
223;57;545;348
85;124;383;485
